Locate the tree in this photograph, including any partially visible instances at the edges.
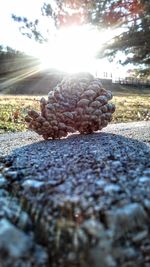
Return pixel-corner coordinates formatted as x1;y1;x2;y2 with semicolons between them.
0;45;39;76
11;1;109;42
12;0;150;77
103;0;150;77
0;45;24;61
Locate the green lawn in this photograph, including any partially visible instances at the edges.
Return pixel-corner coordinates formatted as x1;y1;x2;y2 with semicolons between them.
0;93;150;134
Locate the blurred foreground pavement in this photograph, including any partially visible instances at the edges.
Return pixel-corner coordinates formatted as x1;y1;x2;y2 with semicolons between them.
0;121;150;267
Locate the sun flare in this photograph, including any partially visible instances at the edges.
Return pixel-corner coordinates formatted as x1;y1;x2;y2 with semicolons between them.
39;25;113;74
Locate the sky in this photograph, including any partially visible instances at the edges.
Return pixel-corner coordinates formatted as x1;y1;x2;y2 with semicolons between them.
0;0;130;78
0;0;44;54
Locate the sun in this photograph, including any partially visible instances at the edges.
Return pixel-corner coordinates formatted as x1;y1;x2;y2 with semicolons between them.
39;25;113;74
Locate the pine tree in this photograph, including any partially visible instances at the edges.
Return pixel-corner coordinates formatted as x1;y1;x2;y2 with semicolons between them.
12;0;150;77
103;0;150;77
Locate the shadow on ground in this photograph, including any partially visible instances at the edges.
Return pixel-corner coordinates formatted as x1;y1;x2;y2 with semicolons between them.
1;131;150;266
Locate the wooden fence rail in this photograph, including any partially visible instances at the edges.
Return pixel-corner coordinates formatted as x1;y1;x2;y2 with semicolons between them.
113;78;150;86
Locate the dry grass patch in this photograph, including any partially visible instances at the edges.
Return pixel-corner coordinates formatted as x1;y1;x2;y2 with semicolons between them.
0;95;40;133
0;94;150;133
113;95;150;123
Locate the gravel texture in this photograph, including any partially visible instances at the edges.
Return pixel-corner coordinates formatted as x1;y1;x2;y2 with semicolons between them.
0;121;150;267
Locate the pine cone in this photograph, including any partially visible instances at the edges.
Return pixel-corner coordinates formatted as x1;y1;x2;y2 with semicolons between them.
25;73;115;139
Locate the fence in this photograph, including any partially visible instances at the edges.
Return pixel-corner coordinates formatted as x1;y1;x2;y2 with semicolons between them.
95;72;150;87
112;77;150;87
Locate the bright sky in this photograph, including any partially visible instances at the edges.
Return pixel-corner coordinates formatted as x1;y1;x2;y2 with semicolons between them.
0;0;130;78
0;0;44;53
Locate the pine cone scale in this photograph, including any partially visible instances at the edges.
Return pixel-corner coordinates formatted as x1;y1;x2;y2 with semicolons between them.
25;73;115;139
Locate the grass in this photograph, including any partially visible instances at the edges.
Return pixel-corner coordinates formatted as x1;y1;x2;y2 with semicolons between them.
0;95;40;134
113;95;150;123
0;92;150;134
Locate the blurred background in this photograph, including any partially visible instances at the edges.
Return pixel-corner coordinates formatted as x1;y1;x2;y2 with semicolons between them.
0;0;150;133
